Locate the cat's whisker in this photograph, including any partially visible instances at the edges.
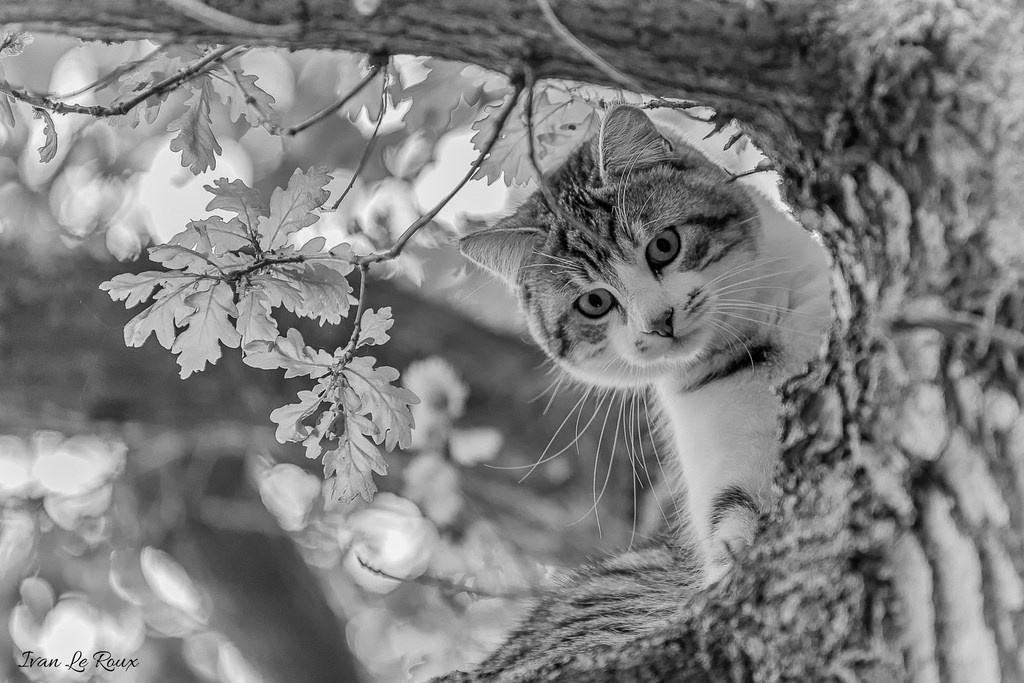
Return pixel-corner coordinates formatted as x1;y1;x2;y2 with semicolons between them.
630;190;658;231
628;188;668;236
456;273;500;304
631;390;654;483
518;263;577;271
532;374;567;417
630;387;671;532
708;318;755;369
529;372;562;402
642;391;683;521
568;387;620;533
488;386;595;474
715;300;823;319
712;285;804;295
531;249;576;266
718;309;821;337
713;267;803;294
624;390;645;486
619;392;642;553
616;136;663;226
705;319;739;357
627;389;662;548
702;260;794;293
563;385;612;481
702;255;795;289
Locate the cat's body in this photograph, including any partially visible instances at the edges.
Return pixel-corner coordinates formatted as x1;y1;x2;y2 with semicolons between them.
443;105;830;679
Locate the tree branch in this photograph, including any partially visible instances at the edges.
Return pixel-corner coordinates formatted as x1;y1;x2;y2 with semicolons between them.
0;44;242;117
157;0;301;39
360;74;526;266
0;0;818;135
338;262;370;364
330;67;389;211
48;43;170;99
532;0;645;95
266;63;381;137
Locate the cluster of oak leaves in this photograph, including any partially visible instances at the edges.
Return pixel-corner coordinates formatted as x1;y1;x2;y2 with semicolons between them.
100;167;415;505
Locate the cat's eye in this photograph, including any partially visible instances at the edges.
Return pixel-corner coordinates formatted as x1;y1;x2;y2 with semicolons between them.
645;228;680;269
576;288;615;318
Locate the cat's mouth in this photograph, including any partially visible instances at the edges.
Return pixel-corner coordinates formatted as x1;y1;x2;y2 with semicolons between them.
666;326;710;360
632;324;709;365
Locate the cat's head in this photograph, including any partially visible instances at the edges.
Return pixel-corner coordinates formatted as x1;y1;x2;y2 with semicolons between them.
460;105;763;388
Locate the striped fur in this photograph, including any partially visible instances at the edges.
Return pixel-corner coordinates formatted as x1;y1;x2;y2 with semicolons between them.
451;105;832;680
441;540;699;683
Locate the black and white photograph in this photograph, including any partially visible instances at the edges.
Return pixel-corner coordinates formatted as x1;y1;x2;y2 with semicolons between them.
0;2;1021;681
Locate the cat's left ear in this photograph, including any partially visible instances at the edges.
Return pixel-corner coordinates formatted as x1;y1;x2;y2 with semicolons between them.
598;105;674;183
459;226;541;289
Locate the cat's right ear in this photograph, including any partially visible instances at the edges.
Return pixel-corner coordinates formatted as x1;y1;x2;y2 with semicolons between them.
459;227;540;289
598;105;674;183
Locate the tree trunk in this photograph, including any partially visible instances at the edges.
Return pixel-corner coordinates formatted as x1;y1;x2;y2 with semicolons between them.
4;1;1023;680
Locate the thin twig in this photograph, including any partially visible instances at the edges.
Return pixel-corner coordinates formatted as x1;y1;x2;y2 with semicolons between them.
360;77;526;266
49;44;171;99
534;0;646;94
355;556;533;600
524;68;571;221
0;45;241;118
268;65;381;137
158;0;301;39
225;253;350;282
523;70;547;188
532;0;719;126
339;263;371;363
330;68;390;211
888;311;1024;352
726;160;775;183
638;98;714;123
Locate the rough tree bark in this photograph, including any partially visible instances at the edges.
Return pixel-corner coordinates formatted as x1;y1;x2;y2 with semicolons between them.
3;1;1022;681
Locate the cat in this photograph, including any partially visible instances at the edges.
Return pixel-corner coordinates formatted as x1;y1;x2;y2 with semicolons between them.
442;104;831;679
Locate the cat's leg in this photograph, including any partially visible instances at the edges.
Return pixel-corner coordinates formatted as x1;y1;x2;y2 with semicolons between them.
656;369;779;583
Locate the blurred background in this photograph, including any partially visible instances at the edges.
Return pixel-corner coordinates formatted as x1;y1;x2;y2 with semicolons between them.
0;36;777;682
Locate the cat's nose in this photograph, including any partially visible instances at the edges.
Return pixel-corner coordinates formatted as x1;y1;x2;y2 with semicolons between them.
645;308;674;337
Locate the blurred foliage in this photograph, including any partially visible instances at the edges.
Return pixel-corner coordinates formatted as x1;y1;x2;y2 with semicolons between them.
0;358;541;682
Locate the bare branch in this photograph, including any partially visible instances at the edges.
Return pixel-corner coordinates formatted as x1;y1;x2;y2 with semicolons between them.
360;76;526;266
725;160;775;183
524;70;567;215
157;0;300;39
638;98;714;123
355;556;534;600
49;44;171;99
0;45;241;118
330;67;390;211
267;64;382;137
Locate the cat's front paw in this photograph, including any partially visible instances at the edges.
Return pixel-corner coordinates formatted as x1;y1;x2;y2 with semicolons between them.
701;487;760;585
